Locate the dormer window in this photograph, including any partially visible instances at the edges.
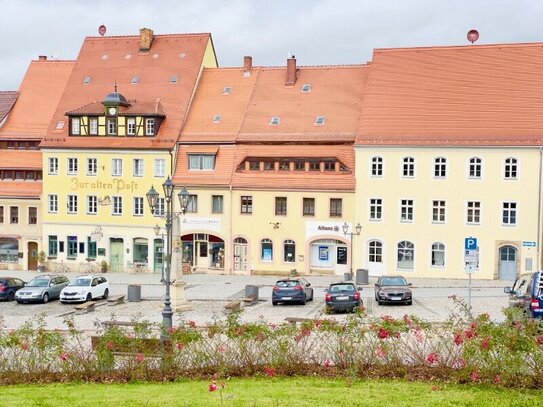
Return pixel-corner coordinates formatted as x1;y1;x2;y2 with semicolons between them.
269;116;280;126
107;118;117;135
71;117;81;135
83;76;92;85
314;116;325;126
170;75;178;84
222;86;231;95
145;118;155;136
189;154;215;170
301;83;311;93
212;114;222;123
89;117;98;135
249;161;260;170
131;76;140;85
127;118;136;136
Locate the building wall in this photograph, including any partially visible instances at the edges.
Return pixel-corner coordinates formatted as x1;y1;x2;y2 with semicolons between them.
355;146;542;279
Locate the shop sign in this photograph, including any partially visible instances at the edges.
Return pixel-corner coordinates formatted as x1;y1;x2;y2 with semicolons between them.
305;221;344;239
180;217;221;233
70;177;139;193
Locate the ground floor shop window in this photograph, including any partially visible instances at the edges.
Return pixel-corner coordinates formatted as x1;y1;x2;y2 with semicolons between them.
0;238;18;263
87;237;97;259
133;238;148;263
397;240;414;270
48;235;58;257
261;239;273;261
284;240;295;263
309;239;344;269
67;236;77;258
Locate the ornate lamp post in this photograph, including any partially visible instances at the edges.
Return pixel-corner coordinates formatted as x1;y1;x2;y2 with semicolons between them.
146;177;189;334
342;222;362;279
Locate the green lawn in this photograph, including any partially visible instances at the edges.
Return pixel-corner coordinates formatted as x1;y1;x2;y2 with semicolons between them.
2;377;542;406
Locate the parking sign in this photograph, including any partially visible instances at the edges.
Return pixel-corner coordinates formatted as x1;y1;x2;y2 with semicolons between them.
465;237;477;251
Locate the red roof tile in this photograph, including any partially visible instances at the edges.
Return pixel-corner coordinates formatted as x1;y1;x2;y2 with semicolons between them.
0;181;41;198
356;42;543;146
0;91;18;123
41;32;214;149
0;150;42;169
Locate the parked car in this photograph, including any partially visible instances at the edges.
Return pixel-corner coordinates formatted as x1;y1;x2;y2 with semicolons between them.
60;275;109;303
504;271;543;319
324;282;362;313
374;275;413;305
272;278;314;305
0;277;26;301
15;274;69;304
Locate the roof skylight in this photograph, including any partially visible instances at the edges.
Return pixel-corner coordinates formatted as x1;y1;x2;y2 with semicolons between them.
212;114;222;123
170;75;178;84
314;116;325;126
131;76;140;85
55;121;65;130
301;84;312;93
222;86;231;95
269;116;280;126
82;76;92;85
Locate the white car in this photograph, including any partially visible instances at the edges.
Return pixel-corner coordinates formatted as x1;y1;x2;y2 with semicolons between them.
60;275;109;303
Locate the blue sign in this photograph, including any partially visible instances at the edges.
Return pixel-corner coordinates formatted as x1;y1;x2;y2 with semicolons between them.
465;237;477;251
523;241;537;247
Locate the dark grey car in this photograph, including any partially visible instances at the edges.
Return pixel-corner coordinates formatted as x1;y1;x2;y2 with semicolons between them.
15;274;70;304
375;275;412;305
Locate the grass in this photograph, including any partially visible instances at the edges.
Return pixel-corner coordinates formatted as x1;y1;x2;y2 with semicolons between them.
2;377;543;406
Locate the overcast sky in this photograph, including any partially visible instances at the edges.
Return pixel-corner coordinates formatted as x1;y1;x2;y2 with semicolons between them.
2;0;543;89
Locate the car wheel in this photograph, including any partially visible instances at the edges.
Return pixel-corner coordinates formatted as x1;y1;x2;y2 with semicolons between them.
8;291;15;301
377;300;383;305
407;300;412;306
272;301;278;306
300;295;306;305
86;293;92;302
42;293;49;303
103;288;109;299
310;292;314;301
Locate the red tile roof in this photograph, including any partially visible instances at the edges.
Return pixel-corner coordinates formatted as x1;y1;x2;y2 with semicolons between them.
0;91;18;124
0;181;41;198
0;150;42;169
41;32;214;149
356;42;543;146
0;60;73;139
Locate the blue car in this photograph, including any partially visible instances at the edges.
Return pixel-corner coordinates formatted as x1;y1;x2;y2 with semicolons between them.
504;271;543;319
0;277;26;301
272;278;314;306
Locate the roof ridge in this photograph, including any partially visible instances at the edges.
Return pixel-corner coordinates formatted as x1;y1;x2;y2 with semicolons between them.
374;41;543;53
84;32;211;40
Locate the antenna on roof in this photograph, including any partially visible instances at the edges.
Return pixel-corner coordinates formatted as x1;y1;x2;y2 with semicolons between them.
98;24;107;36
467;29;479;44
114;81;117;93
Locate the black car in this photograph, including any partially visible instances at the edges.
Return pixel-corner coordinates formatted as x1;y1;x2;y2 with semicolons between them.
325;282;362;313
0;277;26;301
272;278;314;305
374;275;412;305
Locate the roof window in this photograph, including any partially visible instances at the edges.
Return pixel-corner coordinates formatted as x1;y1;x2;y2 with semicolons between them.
222;86;231;95
269;116;280;126
125;54;132;60
314;116;325;126
153;53;159;59
212;114;222;123
131;76;140;85
170;75;178;84
179;52;186;58
82;76;92;85
55;121;65;130
301;84;311;93
101;54;108;60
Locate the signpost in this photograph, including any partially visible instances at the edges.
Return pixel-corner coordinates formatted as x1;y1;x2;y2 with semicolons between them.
464;237;478;311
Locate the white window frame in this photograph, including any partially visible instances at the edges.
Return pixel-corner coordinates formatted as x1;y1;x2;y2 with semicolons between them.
133;158;144;177
466;201;481;225
504;157;518;180
369;198;383;221
71;117;80;135
133;197;144;216
402;156;415;178
261;238;273;261
86;158;97;176
283;239;296;263
87;195;97;215
186;195;198;213
67;195;78;214
126;117;136;136
112;196;123;216
212;195;223;214
430;242;445;267
400;199;414;222
432;200;446;224
107;118;117;135
154;158;166;177
368;240;383;263
370;156;383;177
89;117;98;135
145;118;155;136
502;201;517;226
48;194;58;213
433;157;447;179
188;154;215;171
468;157;482;179
67;158;78;175
48;157;58;175
153;197;165;216
112;158;122;176
397;240;414;270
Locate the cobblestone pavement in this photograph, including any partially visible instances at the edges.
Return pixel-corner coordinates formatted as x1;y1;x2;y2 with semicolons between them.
0;270;511;332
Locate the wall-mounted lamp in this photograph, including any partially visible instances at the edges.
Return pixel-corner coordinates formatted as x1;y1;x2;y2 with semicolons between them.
270;222;281;229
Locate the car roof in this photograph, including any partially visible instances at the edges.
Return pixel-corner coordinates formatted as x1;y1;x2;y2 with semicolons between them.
74;274;104;278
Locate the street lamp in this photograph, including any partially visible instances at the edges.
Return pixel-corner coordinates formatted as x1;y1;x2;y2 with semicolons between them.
342;222;362;279
146;177;190;335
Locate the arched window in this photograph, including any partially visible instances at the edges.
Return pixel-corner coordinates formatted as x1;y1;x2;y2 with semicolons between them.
368;240;383;263
397;241;414;270
402;157;415;177
431;242;445;267
504;157;518;179
261;239;273;261
468;157;482;179
433;157;447;178
371;156;383;177
283;239;296;263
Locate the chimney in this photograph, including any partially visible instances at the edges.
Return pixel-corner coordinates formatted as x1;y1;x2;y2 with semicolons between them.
139;28;154;52
38;55;47;61
285;55;297;86
243;56;252;71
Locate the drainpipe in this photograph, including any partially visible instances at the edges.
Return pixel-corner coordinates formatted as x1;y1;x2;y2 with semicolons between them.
538;147;542;268
229;184;233;275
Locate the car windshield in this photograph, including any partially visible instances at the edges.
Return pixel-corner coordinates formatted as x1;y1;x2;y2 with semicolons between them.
27;279;49;287
380;277;408;286
69;278;91;287
276;280;300;288
330;284;355;292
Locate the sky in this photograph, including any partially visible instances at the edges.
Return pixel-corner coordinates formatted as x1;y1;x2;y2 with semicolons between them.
2;0;543;90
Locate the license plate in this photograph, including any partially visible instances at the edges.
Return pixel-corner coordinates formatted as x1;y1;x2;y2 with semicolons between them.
282;296;292;300
391;297;402;301
336;296;349;300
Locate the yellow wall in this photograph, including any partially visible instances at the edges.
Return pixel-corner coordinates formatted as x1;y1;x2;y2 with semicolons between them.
355;147;542;279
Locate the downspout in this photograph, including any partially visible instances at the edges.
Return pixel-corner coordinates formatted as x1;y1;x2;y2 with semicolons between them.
230;184;233;275
538;147;542;269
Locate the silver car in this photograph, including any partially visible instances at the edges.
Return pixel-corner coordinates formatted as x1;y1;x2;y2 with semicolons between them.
15;274;70;304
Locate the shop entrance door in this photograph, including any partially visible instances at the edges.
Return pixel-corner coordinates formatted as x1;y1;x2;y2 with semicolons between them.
195;234;208;268
110;238;124;273
234;238;248;271
336;244;348;275
28;242;38;270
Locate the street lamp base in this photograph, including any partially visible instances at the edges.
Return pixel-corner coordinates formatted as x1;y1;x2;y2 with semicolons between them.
170;280;193;312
